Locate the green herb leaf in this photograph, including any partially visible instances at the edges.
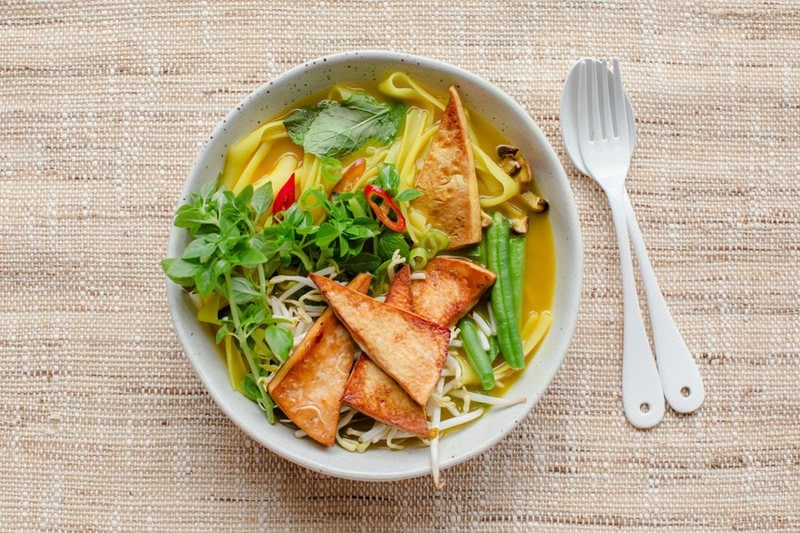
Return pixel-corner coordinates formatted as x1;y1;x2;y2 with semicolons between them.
240;375;261;401
166;257;203;279
394;188;423;203
284;100;336;145
376;232;410;261
342;252;382;274
375;164;401;195
289;93;406;159
182;238;217;263
264;325;293;361
229;276;260;305
251;183;274;217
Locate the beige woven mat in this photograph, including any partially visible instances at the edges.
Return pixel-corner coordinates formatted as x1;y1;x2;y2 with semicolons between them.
1;1;798;530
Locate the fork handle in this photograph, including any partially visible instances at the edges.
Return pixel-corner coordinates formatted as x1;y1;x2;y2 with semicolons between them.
607;190;665;428
623;192;705;413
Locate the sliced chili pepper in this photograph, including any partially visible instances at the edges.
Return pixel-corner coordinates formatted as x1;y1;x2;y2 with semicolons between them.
273;173;296;213
364;184;406;232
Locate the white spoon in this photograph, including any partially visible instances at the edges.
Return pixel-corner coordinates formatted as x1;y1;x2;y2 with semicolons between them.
561;58;705;418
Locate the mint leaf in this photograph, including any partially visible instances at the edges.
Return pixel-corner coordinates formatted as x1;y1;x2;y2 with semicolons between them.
342;252;382;274
377;232;410;261
292;93;406;159
284;100;336;145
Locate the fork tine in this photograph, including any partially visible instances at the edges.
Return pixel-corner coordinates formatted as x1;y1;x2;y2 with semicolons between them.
577;59;591;144
599;59;613;140
612;58;629;140
587;59;602;142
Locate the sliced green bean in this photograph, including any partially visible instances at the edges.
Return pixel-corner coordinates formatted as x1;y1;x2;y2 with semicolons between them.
458;317;495;390
509;235;526;325
487;212;525;369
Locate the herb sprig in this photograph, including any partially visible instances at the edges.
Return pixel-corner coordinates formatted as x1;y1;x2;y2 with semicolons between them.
163;163;419;420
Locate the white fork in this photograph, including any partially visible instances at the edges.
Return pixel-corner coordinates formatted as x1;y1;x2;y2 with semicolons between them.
577;59;665;428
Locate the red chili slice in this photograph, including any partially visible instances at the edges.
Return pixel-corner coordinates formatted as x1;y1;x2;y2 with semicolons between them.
273;173;296;213
364;184;406;232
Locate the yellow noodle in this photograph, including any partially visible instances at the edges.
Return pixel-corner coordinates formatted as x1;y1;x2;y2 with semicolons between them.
523;310;553;357
220;120;284;190
253;153;297;188
399;124;436;189
473;143;520;207
379;71;445;113
232;141;270;194
327;84;356;101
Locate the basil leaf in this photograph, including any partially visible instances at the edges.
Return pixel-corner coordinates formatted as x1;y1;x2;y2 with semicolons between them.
265;325;293;361
394;188;423;203
376;164;401;195
229;276;260;305
182;238;217;263
166;257;204;279
240;375;261;401
251;182;274;217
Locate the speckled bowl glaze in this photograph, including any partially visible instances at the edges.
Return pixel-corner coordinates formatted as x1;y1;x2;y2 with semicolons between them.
166;51;582;482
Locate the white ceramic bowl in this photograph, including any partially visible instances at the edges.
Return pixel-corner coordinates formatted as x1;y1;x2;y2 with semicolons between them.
166;51;582;482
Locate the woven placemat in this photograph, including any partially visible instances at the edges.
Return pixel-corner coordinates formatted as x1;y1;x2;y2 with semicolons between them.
1;1;798;530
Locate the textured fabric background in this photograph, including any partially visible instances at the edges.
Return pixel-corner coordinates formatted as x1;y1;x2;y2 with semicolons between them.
1;1;798;530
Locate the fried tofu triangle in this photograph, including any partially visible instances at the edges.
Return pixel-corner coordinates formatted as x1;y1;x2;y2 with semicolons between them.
341;266;429;439
268;273;372;447
342;356;430;438
412;257;496;328
411;86;481;250
384;264;413;312
310;273;450;407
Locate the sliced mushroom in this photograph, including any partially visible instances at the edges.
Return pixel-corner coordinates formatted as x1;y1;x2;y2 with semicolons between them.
496;144;519;159
513;191;549;214
500;157;522;177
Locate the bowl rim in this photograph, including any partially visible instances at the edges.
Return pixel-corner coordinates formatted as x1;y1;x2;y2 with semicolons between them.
166;50;583;482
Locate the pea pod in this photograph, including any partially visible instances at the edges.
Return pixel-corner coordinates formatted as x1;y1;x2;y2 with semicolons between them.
487;212;525;369
458;317;495;390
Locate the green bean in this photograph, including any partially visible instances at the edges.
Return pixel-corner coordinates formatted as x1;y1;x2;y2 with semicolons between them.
458;317;495;390
488;334;500;360
478;234;488;267
509;235;526;325
487;212;525;369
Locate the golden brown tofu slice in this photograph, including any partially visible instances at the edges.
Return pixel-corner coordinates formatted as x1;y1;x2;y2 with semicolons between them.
411;86;481;250
340;265;429;438
267;273;372;446
384;264;413;311
341;356;429;438
411;257;496;327
310;273;450;406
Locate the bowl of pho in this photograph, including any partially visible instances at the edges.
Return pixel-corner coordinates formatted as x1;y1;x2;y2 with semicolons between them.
164;51;582;485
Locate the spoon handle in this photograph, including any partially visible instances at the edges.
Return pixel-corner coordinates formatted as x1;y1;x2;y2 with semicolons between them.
623;192;705;413
607;190;665;428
